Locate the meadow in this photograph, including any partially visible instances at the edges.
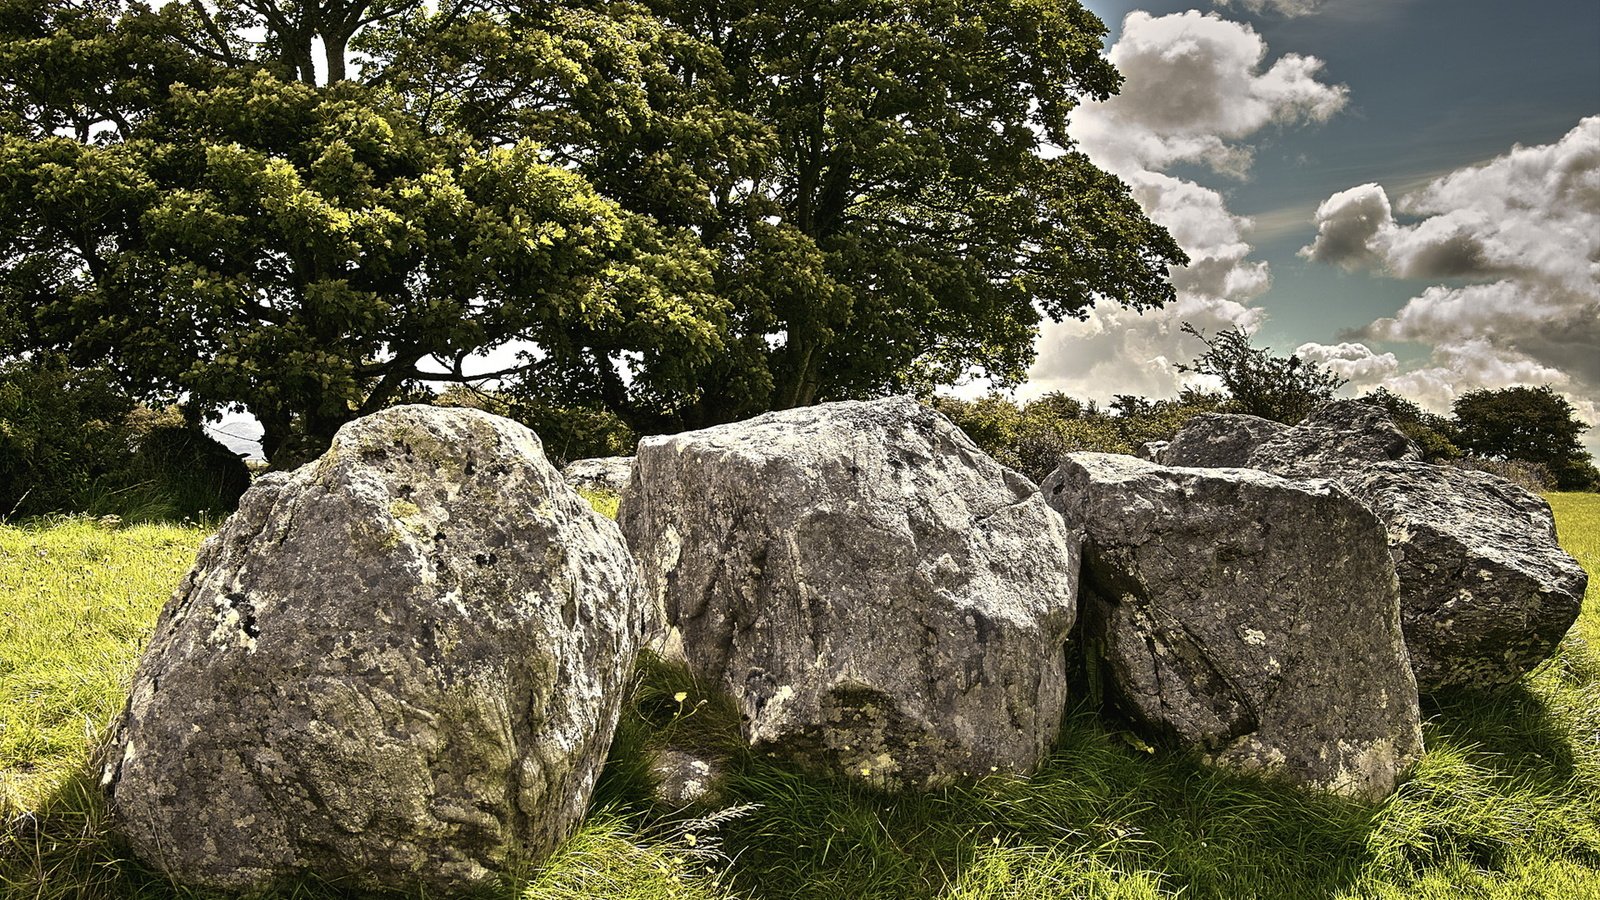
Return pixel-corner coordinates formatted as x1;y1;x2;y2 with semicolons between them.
1;495;1597;899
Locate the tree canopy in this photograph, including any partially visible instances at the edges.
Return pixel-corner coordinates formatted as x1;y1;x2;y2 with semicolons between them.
0;0;1185;464
1453;386;1599;491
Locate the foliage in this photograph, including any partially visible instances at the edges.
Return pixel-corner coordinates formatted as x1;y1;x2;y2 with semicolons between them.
433;384;637;465
1453;386;1600;492
1176;323;1346;425
934;390;1225;482
0;355;246;521
2;497;1599;897
0;0;734;467
546;0;1189;431
1359;388;1462;463
0;0;1184;467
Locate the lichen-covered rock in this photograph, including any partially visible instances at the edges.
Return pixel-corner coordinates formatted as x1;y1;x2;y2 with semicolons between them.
1338;463;1588;691
562;456;634;496
647;748;729;807
1043;453;1422;801
619;397;1081;791
1159;413;1288;467
1248;400;1420;478
102;406;644;894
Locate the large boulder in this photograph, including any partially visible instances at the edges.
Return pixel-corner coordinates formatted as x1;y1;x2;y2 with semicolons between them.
1338;463;1588;691
619;397;1081;791
1043;453;1423;801
1247;400;1421;478
1158;413;1288;467
101;406;644;893
1166;400;1584;691
562;456;634;496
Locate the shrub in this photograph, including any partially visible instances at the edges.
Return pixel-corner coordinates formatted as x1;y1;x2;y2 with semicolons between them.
0;355;248;521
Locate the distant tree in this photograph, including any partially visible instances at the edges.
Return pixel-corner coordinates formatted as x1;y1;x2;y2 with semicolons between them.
936;388;1222;482
1177;323;1346;424
1452;386;1599;491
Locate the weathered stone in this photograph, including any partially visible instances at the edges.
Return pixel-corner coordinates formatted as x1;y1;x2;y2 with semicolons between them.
1337;463;1588;691
562;456;634;496
1136;440;1168;462
1043;453;1422;801
102;405;644;894
648;748;729;807
1247;400;1421;478
1204;401;1586;691
1159;413;1289;467
619;397;1081;791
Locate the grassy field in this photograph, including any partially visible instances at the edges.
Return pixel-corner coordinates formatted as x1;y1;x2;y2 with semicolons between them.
1;495;1597;899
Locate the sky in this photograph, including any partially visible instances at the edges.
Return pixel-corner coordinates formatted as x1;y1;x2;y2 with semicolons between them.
208;0;1600;460
1024;0;1600;457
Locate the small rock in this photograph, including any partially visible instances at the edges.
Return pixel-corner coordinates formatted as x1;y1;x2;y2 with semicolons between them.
648;748;728;807
562;456;634;496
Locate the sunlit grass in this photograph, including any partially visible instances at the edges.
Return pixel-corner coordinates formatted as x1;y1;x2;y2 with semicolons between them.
0;492;1596;898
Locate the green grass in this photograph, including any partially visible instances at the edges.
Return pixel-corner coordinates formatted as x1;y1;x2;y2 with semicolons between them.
1;494;1598;899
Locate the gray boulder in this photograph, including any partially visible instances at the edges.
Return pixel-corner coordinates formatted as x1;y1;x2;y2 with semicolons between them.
562;456;634;496
102;406;644;893
1044;453;1423;801
1248;400;1421;478
1159;413;1288;467
1339;463;1588;691
619;397;1081;791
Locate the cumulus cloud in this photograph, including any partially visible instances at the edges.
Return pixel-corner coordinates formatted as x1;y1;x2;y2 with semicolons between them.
1302;118;1600;448
1074;11;1347;177
1023;13;1344;404
1294;341;1400;382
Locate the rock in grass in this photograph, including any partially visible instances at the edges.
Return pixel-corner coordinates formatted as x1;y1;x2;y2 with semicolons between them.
102;405;644;894
1043;453;1422;801
1166;400;1584;692
619;397;1081;791
562;456;634;496
1336;463;1588;692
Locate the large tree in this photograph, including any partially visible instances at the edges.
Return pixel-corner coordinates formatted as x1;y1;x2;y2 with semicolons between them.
0;0;742;463
1;0;1183;462
560;0;1187;429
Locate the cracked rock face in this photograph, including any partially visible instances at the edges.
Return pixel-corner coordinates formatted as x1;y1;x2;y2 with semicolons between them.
1338;463;1587;692
1165;401;1584;692
562;456;634;496
102;405;644;894
1044;453;1422;801
619;397;1081;791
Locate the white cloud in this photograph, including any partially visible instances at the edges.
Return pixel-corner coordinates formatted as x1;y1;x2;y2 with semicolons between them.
1024;12;1344;405
1075;11;1347;177
1294;341;1400;382
1301;118;1600;449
